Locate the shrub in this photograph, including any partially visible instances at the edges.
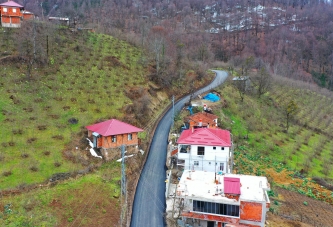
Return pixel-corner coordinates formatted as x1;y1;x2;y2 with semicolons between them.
54;162;62;167
21;153;29;158
29;166;38;172
2;171;12;176
27;137;37;143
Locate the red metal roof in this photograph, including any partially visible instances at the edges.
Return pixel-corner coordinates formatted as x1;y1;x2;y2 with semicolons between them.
224;177;241;195
86;119;143;136
0;1;23;8
177;128;231;146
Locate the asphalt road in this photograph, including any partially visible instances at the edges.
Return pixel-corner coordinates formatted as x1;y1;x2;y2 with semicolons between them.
130;70;229;227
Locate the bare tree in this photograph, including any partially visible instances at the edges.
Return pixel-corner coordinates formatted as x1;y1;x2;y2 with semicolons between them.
17;20;47;80
283;100;298;132
251;66;272;98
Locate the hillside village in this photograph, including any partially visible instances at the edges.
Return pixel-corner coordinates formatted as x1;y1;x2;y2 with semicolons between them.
1;0;333;226
165;94;271;227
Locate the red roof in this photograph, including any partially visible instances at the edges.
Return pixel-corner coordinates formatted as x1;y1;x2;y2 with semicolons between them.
86;119;143;136
224;177;241;195
177;128;231;146
186;112;218;123
0;1;23;8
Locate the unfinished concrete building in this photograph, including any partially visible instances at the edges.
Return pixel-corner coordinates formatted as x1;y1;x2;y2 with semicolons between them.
168;171;270;227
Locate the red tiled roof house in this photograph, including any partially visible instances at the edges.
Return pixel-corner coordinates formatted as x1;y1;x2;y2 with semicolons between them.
176;127;232;173
185;112;219;129
0;1;34;28
86;119;143;150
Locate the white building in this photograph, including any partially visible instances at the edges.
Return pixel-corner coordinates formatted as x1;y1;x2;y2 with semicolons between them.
173;171;270;227
176;127;232;173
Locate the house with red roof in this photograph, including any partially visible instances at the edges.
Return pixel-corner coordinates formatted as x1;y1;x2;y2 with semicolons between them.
0;0;34;28
176;127;232;173
173;171;270;227
184;112;219;129
86;119;143;152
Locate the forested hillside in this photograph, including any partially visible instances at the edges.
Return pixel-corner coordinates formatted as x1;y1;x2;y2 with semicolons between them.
17;0;333;89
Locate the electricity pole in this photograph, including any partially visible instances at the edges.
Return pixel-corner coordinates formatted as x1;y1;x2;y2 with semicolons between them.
120;145;127;227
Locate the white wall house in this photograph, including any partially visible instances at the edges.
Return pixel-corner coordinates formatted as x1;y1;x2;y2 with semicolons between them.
177;128;232;173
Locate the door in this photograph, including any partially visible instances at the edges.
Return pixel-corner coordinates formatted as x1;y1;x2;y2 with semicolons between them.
93;135;97;148
219;163;224;172
207;221;215;227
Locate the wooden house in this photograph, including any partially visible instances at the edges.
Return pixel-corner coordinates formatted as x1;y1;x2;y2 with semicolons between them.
0;0;34;28
86;119;143;150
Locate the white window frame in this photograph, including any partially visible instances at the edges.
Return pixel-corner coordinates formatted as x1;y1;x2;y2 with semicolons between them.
12;8;16;13
111;136;117;143
128;133;132;140
194;161;199;166
3;7;7;12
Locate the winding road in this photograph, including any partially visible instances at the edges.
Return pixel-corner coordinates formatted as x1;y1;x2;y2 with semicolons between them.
130;70;229;227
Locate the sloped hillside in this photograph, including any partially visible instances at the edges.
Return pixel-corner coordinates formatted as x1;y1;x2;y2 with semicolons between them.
0;24;149;189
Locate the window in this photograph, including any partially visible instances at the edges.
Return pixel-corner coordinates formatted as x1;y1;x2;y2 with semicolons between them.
220;163;224;171
193;200;239;217
194;161;199;166
180;145;189;153
221;147;225;150
213;147;216;150
197;146;205;155
12;8;16;13
3;7;7;12
111;136;116;143
128;133;132;140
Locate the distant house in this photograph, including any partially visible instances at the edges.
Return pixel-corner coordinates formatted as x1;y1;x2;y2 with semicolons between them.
232;76;251;91
0;1;34;28
86;119;143;150
176;127;232;173
175;171;271;227
48;17;70;26
185;112;219;129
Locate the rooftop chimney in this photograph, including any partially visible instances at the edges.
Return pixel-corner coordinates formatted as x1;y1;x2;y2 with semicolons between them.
198;119;202;127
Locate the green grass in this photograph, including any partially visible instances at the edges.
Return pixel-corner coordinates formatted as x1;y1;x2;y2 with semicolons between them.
0;161;121;226
0;29;148;189
217;78;333;178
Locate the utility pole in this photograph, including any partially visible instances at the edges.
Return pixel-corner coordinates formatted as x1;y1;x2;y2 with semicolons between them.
120;145;126;227
230;133;234;173
171;95;175;130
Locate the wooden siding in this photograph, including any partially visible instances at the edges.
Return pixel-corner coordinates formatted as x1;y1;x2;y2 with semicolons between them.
0;6;21;17
101;133;139;149
1;16;21;24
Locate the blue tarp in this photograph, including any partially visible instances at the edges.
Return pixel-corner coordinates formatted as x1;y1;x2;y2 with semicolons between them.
203;93;220;102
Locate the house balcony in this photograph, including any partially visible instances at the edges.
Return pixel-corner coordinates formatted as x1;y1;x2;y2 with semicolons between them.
178;153;190;159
